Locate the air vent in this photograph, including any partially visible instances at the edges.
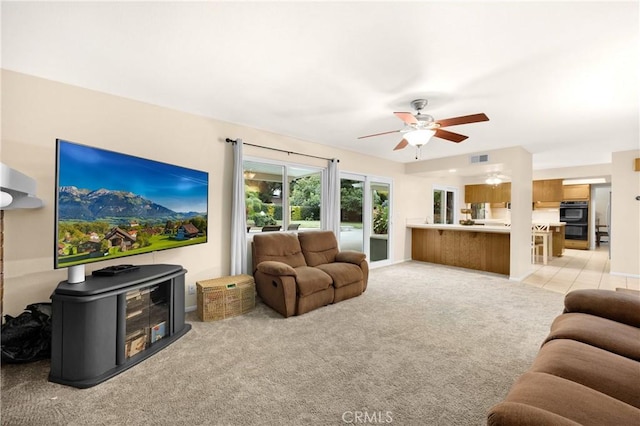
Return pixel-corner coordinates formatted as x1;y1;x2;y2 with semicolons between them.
470;154;489;164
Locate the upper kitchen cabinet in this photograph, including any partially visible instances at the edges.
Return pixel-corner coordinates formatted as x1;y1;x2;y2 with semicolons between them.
563;184;590;200
464;184;487;203
465;183;511;203
489;182;511;203
532;179;563;202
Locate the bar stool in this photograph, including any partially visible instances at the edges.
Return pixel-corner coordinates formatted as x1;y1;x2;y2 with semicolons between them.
531;232;544;263
532;223;553;264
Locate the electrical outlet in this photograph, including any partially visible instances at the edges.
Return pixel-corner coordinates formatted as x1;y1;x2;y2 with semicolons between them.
188;284;196;295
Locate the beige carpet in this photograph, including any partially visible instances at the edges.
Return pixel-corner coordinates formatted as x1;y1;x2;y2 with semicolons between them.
1;261;564;425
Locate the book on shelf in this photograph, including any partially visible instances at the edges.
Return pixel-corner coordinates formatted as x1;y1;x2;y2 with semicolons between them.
125;329;148;358
126;309;144;319
150;321;166;343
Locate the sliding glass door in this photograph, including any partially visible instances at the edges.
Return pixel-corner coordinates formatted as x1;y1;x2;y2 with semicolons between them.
340;176;364;252
340;173;392;265
370;181;390;262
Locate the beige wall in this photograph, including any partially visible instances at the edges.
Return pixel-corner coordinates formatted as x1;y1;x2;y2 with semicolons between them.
4;70;635;317
610;150;640;276
1;70;431;316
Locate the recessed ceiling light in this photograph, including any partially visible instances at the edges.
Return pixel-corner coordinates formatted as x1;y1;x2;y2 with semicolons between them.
449;169;456;173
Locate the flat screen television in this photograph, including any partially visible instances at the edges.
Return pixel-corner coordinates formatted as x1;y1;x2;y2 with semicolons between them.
55;139;209;283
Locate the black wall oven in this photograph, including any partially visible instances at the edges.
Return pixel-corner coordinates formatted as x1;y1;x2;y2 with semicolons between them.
560;201;588;241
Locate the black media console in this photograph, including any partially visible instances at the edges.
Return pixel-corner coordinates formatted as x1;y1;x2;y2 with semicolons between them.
49;264;191;388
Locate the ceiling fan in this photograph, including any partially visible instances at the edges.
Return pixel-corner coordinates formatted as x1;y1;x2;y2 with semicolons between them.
358;99;489;155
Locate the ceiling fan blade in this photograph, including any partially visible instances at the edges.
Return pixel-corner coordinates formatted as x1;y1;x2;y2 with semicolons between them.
394;112;418;124
436;113;489;128
434;129;468;143
357;129;400;139
393;139;409;151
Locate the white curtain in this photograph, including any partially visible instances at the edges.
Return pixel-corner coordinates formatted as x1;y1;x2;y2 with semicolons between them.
230;139;247;275
322;158;340;236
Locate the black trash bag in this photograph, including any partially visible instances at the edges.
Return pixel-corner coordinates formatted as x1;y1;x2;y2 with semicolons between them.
1;303;52;363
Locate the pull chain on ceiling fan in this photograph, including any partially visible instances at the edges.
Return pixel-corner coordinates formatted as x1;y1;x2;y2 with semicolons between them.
358;99;489;158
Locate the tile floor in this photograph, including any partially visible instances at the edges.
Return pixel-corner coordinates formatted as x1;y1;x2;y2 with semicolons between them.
523;244;640;294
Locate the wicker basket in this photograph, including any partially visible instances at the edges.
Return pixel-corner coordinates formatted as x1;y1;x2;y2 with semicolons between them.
196;274;255;321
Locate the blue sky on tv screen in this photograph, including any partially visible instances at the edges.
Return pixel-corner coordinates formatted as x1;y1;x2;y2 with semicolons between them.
58;140;208;213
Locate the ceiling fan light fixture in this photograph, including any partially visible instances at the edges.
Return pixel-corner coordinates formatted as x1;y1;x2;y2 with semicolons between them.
404;129;436;147
485;175;503;185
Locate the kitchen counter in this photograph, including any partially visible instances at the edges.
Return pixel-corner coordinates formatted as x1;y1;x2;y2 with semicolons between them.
473;220;567;227
409;224;510;275
407;223;511;234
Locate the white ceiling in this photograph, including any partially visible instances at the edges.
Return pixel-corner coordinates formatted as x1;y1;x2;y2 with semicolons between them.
2;1;638;171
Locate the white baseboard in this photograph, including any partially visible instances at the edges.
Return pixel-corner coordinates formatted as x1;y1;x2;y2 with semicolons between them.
610;271;640;279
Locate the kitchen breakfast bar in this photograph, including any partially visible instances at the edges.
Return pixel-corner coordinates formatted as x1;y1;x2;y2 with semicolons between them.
408;222;566;276
408;223;511;275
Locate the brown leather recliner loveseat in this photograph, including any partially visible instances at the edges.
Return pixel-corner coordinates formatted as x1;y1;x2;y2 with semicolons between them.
487;288;640;425
252;230;368;317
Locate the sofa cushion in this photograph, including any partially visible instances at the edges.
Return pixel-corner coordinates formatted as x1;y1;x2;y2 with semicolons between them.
563;289;640;327
488;402;581;426
293;266;333;297
315;262;363;289
545;312;640;361
531;339;640;408
487;371;640;426
298;230;339;266
252;232;307;270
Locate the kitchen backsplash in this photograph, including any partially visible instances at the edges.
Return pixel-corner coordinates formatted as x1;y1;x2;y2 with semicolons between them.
488;207;560;223
532;208;561;223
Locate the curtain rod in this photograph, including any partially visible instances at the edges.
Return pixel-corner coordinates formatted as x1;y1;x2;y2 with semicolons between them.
225;138;338;162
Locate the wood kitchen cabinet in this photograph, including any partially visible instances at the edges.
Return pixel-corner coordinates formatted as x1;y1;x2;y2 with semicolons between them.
488;182;511;203
465;183;511;203
465;184;486;203
532;179;563;202
551;224;565;257
563;184;590;200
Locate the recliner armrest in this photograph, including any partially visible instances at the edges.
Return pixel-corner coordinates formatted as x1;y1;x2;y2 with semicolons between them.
256;261;298;277
564;289;640;328
335;251;366;265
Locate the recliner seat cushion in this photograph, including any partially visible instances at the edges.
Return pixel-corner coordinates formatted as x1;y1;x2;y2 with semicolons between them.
293;266;333;297
488;371;640;426
315;263;363;289
531;339;640;408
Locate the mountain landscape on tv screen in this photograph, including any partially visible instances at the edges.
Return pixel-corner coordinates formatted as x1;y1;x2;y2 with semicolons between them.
58;186;205;222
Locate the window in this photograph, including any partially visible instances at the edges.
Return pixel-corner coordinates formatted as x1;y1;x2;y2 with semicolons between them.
244;160;322;231
243;160;393;265
433;186;458;224
288;166;322;230
244;162;284;229
470;203;486;219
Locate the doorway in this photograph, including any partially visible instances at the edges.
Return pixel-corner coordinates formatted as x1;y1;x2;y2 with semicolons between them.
592;184;611;257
